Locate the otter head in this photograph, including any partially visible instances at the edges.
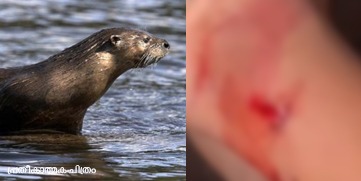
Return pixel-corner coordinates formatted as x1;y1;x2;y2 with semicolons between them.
46;28;171;108
104;28;170;69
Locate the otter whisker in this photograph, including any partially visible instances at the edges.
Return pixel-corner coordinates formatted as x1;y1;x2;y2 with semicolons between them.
139;51;154;68
137;54;147;68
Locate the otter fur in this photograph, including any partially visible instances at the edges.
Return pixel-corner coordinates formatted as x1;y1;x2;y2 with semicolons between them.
0;28;170;135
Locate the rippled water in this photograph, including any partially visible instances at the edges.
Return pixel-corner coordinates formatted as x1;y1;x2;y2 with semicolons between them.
0;0;185;180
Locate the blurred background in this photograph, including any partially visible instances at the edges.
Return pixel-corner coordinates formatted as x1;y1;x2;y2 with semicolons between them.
0;0;185;180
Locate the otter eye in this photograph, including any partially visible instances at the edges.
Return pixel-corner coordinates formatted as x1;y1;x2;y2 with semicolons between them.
110;35;122;46
143;37;150;43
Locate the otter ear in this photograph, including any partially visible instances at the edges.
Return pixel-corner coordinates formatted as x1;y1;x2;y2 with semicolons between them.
110;35;122;46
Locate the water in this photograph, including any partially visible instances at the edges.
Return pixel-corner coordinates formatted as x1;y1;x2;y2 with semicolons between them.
0;0;185;180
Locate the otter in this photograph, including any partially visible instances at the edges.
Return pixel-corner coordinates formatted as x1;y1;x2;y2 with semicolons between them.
0;27;170;135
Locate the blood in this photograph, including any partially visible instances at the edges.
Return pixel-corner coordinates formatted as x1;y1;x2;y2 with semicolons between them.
249;95;280;125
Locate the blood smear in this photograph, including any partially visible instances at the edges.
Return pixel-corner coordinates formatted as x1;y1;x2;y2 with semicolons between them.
249;95;280;125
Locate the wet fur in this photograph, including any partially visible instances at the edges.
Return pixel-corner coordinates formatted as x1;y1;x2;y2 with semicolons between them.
0;28;169;135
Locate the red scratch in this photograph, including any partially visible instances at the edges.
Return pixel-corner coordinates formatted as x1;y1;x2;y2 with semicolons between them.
249;95;280;125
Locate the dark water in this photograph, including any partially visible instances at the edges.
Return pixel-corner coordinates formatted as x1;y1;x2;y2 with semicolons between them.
0;0;185;180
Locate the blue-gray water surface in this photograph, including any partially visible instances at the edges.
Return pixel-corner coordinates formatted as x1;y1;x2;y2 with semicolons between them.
0;0;185;180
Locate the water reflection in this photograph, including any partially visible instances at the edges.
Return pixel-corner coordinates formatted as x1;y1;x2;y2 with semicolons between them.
0;134;119;180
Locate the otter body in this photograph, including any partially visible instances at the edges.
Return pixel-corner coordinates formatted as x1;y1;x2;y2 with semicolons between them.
0;28;170;135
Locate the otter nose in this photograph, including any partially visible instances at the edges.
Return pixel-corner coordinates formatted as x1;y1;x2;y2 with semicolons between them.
162;41;170;49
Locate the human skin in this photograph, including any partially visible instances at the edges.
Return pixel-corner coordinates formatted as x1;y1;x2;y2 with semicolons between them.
187;0;361;180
